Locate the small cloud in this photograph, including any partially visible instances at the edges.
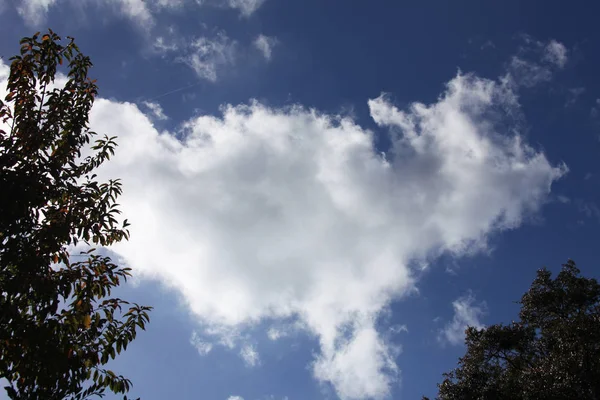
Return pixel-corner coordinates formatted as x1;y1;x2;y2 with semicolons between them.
142;101;168;121
17;0;155;27
506;56;552;87
153;0;184;8
267;326;286;341
153;36;179;55
17;0;58;26
240;344;260;367
503;37;569;88
576;200;600;223
114;0;154;27
585;173;593;180
253;34;278;61
591;99;600;118
266;320;304;340
480;40;495;50
556;195;570;204
190;331;213;356
389;324;408;334
203;325;241;349
182;32;236;81
227;0;267;16
565;87;585;107
227;396;244;400
438;293;486;346
543;40;568;68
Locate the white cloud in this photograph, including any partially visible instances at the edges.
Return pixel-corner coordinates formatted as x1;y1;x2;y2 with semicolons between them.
389;324;408;334
480;40;495;50
152;0;184;8
0;57;8;80
182;32;236;81
267;327;286;341
91;74;562;399
16;0;58;26
16;0;262;26
544;40;568;68
591;99;600;118
314;324;400;400
577;200;600;223
227;396;244;400
190;331;213;355
111;0;153;26
565;87;585;107
15;0;158;27
194;0;267;16
153;36;179;55
227;0;267;16
438;294;486;346
556;195;570;204
142;101;168;121
253;34;278;61
503;38;568;88
266;320;304;340
506;56;553;87
240;344;260;367
0;57;566;399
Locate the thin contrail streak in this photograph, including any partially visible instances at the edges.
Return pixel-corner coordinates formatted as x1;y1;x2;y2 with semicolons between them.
145;81;203;102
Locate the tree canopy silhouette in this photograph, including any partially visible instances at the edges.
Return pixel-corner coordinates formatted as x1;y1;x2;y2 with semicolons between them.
0;30;151;400
426;260;600;400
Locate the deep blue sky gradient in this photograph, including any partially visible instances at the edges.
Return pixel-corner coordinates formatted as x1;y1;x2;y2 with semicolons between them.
1;1;600;399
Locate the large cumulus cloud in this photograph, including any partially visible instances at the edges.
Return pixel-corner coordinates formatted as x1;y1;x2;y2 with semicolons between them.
89;74;563;398
0;59;565;399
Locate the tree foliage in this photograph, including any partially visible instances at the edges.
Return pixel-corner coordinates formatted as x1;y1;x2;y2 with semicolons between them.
426;260;600;400
0;30;151;399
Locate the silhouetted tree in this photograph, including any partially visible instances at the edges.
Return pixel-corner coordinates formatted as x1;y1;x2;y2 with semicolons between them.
425;260;600;400
0;30;151;400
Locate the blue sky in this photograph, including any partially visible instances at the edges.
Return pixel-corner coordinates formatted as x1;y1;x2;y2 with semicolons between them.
1;1;600;399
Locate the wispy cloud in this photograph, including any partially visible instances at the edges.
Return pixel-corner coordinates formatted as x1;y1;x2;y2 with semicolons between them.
543;40;568;68
576;200;600;223
227;0;267;16
389;324;408;334
190;331;213;355
240;344;260;367
267;327;287;341
438;294;486;346
253;34;278;61
503;37;569;88
591;99;600;118
16;0;58;26
194;0;267;16
480;40;496;50
17;0;156;27
556;195;570;204
153;36;179;55
181;32;236;81
142;101;168;121
565;87;585;107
